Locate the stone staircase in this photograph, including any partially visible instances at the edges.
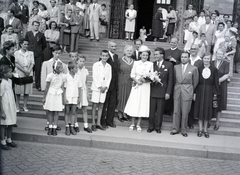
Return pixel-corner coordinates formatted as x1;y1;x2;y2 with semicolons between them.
17;38;240;137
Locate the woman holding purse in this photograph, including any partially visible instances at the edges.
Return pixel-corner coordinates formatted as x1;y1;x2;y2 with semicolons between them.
166;6;177;43
14;39;35;112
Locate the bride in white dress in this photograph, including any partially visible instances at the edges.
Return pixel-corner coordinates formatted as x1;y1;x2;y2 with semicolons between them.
124;45;153;132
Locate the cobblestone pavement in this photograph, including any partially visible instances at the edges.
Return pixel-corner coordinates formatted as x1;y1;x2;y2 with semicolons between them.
1;141;240;175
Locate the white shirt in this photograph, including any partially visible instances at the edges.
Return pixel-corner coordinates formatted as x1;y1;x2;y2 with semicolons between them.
158;60;163;68
64;73;82;98
109;51;114;61
182;63;188;74
190;55;201;65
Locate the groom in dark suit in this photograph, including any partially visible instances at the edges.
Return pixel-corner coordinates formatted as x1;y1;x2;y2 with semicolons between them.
101;41;119;128
148;47;173;133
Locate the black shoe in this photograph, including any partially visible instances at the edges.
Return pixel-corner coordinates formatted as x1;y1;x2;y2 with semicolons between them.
6;141;17;148
123;117;130;121
170;131;179;135
207;123;211;128
147;129;154;133
90;38;94;41
204;132;209;138
56;126;61;131
47;128;53;135
65;127;70;136
182;133;188;137
96;39;99;42
102;125;108;129
45;125;49;131
84;127;92;133
1;144;11;150
197;131;202;137
91;125;97;131
52;128;57;136
70;126;77;135
37;87;41;91
74;126;80;133
13;124;18;127
107;123;116;128
118;117;124;122
96;125;106;130
214;125;220;130
188;125;194;129
156;130;161;134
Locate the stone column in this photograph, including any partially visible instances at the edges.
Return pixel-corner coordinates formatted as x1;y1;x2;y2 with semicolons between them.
175;0;186;43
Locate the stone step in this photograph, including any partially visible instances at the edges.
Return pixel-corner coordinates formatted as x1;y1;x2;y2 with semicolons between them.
227;104;240;111
227;98;240;105
222;110;240;119
228;87;240;93
228;81;240;87
228;92;240;98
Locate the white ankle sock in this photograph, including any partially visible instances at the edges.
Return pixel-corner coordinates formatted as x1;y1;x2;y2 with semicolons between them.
6;138;12;143
75;122;79;127
1;140;6;145
84;123;88;128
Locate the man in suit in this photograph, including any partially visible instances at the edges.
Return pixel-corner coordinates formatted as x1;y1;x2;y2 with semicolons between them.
165;37;183;65
101;41;119;128
88;0;101;41
65;0;77;15
47;0;59;25
25;21;47;91
148;47;173;134
6;9;22;40
70;7;84;52
132;39;142;61
199;15;216;54
183;4;196;28
9;0;29;38
211;12;219;27
171;52;199;137
203;4;211;16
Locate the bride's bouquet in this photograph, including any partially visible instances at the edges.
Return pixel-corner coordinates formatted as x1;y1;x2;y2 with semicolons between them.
132;71;163;88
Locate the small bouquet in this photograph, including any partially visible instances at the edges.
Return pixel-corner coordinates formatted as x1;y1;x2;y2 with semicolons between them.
132;71;163;88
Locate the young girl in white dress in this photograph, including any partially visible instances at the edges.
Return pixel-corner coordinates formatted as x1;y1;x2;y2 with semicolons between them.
43;61;66;136
76;55;92;133
124;45;153;132
0;65;17;150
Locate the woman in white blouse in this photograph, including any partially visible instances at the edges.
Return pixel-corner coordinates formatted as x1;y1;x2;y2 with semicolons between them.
124;45;153;132
125;4;137;40
15;39;35;112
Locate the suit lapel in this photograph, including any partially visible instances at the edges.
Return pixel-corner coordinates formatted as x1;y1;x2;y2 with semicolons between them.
182;64;191;81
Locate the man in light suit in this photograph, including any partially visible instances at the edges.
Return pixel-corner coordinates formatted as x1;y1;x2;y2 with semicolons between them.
6;9;22;40
101;41;119;128
183;4;196;28
171;52;199;137
9;0;29;38
148;47;173;134
70;7;84;52
65;0;77;15
211;12;219;27
199;15;216;54
88;0;101;41
47;0;59;25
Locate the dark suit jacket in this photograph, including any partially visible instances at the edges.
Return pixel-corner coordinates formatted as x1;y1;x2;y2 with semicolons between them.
132;50;140;61
70;14;84;33
25;31;47;58
151;61;173;98
107;52;119;92
165;48;183;65
10;4;29;24
0;17;4;36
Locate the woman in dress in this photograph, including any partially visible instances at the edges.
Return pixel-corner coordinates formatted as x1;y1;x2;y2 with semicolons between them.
59;9;72;53
125;4;137;40
213;49;229;130
124;45;153;132
166;6;177;43
117;45;134;122
38;3;49;33
44;21;60;61
99;4;108;38
14;39;35;112
84;0;92;37
139;26;147;42
57;0;66;24
1;25;19;49
28;8;42;32
194;55;219;138
153;7;164;42
184;15;200;51
213;22;226;60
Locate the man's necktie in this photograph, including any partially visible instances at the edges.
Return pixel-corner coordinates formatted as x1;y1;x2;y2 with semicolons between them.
93;4;95;10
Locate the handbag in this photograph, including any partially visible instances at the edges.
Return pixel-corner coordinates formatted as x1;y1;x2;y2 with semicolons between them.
13;76;33;85
99;18;108;26
213;95;218;108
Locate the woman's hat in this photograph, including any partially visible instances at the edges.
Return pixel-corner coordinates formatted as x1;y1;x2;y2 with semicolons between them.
229;27;238;35
138;45;151;53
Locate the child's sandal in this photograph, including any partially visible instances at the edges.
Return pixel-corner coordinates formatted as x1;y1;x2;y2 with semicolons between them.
136;126;142;133
129;124;135;131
